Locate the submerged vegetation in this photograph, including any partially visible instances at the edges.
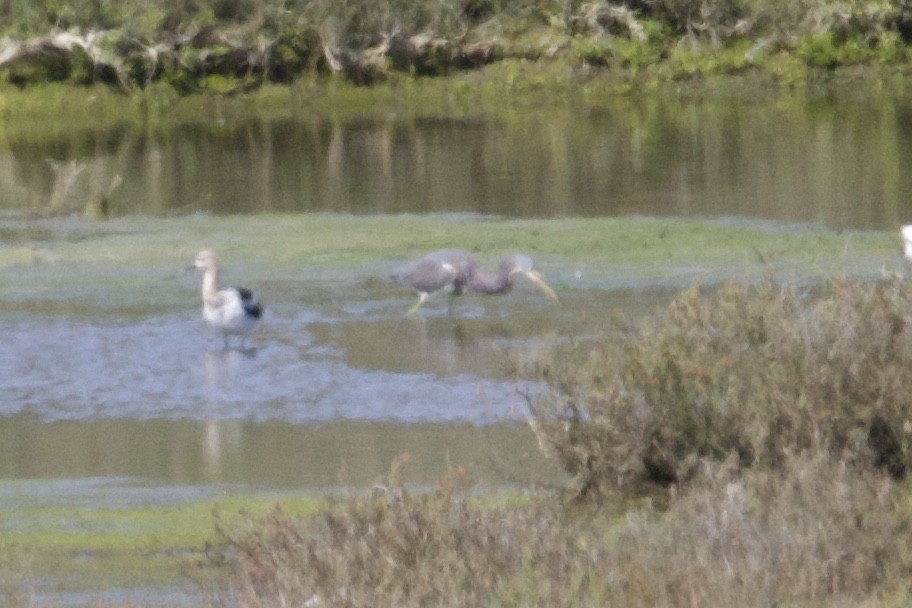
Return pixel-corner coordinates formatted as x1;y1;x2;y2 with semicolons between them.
198;276;912;607
0;0;911;92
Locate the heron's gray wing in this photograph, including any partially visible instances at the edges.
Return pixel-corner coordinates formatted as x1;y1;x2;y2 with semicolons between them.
428;250;475;291
391;256;460;294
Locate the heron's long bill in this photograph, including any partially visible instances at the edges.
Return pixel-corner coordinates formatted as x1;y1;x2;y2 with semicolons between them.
524;270;559;301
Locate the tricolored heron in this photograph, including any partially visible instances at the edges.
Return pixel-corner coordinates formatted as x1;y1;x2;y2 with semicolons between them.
193;249;263;349
391;249;558;315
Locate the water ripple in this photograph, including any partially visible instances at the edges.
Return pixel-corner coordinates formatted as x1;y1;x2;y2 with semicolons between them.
3;315;530;424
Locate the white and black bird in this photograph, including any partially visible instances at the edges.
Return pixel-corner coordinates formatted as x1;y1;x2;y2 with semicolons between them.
193;249;263;349
391;249;558;315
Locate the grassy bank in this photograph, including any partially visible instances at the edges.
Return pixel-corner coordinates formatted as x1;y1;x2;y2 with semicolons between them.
0;59;784;140
1;0;911;93
0;213;896;313
0;485;321;604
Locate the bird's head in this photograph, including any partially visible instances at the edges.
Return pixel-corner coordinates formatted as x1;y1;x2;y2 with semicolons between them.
194;249;220;272
504;255;558;301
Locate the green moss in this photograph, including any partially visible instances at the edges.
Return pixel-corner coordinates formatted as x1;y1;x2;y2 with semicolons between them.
794;30;902;69
0;214;894;315
2;55;912;144
611;32;665;71
199;72;260;94
0;214;875;271
796;33;837;68
876;31;907;63
764;51;809;86
569;35;613;66
67;44;95;85
0;488;321;592
268;29;321;82
657;40;755;81
160;66;199;95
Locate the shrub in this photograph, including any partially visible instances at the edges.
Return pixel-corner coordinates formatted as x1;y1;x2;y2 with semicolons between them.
528;276;912;500
199;453;912;607
201;466;577;607
639;0;748;39
611;454;912;607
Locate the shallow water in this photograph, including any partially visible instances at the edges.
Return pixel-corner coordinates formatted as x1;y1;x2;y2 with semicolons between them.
4;315;524;424
0;228;670;491
0;234;636;600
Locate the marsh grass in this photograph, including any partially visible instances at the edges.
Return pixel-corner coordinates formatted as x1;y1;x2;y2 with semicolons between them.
609;454;912;607
199;275;912;607
0;214;893;316
0;489;321;603
529;276;912;498
202;466;535;607
1;0;911;92
201;456;912;607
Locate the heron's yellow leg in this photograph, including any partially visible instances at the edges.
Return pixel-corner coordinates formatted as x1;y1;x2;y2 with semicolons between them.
406;292;428;315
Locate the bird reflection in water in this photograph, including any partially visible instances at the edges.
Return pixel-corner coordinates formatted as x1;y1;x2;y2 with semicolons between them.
200;348;247;482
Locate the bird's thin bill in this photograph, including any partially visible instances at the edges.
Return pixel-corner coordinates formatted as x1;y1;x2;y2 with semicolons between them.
525;270;559;301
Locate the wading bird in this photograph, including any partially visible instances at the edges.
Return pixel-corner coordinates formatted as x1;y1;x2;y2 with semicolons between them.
193;249;263;349
902;225;912;263
391;249;559;315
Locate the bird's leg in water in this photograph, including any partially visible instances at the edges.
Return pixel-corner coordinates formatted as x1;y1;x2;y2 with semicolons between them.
407;292;428;316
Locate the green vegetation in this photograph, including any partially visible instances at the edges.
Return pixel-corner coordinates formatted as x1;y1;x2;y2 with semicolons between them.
0;0;910;92
0;486;320;600
199;276;912;608
204;460;912;607
530;276;912;494
0;214;893;313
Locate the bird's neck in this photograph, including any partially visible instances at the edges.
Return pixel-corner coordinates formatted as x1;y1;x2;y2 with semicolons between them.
201;268;221;303
467;267;512;295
